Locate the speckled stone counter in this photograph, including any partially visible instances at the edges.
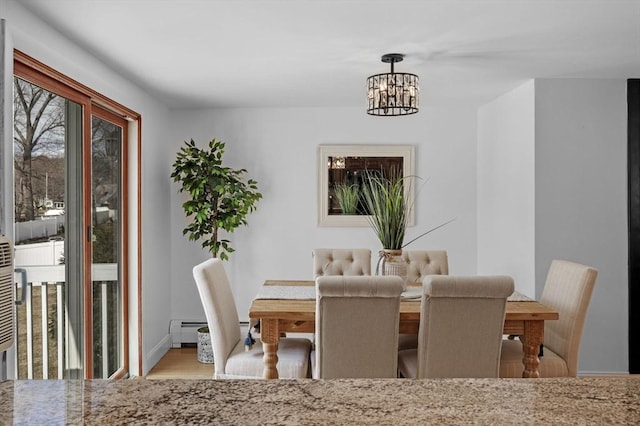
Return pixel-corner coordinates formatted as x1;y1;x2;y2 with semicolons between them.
0;377;638;425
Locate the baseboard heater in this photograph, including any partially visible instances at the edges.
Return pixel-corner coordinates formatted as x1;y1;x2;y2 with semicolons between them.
169;320;250;348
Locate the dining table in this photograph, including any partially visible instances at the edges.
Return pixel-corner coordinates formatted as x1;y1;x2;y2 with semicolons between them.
248;280;559;380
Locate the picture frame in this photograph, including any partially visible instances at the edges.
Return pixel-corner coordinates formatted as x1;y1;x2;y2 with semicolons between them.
317;144;415;227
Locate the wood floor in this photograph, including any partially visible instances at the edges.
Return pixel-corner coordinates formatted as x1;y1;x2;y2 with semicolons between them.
145;347;214;379
145;347;636;380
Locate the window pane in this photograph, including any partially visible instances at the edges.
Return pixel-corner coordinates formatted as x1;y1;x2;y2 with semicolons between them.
13;77;84;379
91;115;122;378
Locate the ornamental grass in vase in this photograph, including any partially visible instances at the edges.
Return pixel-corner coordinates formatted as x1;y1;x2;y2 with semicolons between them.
361;169;452;289
360;169;410;288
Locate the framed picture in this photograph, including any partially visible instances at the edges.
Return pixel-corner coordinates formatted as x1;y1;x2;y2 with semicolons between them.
318;144;415;227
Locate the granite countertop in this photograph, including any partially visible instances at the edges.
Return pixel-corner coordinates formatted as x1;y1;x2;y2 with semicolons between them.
1;377;638;425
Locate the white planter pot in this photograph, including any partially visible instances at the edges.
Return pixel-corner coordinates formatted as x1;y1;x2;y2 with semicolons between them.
197;327;214;364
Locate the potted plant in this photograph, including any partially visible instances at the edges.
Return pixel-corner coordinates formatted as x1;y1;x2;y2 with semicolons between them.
172;138;262;362
361;169;451;287
171;138;262;260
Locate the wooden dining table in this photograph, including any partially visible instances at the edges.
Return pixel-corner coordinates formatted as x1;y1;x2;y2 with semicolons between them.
248;280;559;380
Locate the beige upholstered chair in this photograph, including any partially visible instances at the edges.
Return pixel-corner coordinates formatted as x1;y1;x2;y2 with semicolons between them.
499;259;598;378
398;275;514;379
398;250;449;351
312;248;371;278
312;275;403;379
402;250;449;283
193;258;312;379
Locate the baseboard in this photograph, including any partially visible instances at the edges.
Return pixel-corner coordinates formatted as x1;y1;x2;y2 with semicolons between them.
578;370;630;376
145;334;172;377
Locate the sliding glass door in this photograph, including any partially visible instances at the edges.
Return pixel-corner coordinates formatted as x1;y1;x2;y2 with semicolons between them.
12;65;129;379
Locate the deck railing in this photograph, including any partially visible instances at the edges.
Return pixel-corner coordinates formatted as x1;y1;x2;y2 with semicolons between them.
14;264;118;379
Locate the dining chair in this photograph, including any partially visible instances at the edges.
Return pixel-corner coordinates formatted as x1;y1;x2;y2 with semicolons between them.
397;275;514;379
193;258;312;379
398;249;449;351
499;259;598;378
312;275;404;379
312;248;371;278
402;250;449;283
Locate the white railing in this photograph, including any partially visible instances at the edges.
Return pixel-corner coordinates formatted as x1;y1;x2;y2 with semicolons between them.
14;264;118;379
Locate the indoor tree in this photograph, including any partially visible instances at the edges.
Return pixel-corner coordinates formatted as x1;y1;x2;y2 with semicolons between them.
171;138;262;260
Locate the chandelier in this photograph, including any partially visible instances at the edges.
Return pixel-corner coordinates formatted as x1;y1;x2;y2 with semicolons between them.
366;53;419;116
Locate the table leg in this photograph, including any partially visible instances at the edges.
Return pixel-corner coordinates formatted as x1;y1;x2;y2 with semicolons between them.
260;318;280;379
521;320;544;378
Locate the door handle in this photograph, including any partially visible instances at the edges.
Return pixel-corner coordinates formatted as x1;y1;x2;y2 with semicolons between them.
14;267;27;306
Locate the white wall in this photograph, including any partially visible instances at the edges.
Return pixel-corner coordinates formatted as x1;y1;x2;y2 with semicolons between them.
535;79;628;374
2;0;629;375
169;106;478;322
2;0;175;376
477;81;536;296
478;78;628;374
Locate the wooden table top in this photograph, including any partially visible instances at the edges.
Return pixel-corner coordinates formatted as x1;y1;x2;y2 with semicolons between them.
249;280;559;322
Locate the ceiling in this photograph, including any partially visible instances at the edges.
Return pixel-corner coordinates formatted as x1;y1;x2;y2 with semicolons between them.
16;0;640;109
